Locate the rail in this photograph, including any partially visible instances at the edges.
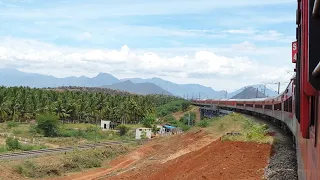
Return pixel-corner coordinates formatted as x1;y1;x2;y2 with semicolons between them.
313;0;320;17
312;61;320;76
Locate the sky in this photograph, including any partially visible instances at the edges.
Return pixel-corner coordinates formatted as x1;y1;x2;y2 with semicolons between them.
0;0;296;91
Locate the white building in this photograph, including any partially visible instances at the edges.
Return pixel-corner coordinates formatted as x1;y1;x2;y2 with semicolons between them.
100;120;111;130
135;128;152;139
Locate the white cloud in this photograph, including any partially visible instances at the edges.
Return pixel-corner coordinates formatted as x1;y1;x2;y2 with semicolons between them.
0;38;294;91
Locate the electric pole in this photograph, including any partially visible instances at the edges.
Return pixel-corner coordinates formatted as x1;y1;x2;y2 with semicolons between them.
277;82;280;94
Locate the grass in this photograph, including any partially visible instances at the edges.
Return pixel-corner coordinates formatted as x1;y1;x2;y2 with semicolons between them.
13;145;131;178
0;122;138;148
191;113;273;144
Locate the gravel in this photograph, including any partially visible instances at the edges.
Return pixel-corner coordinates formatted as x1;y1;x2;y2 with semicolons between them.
246;115;298;180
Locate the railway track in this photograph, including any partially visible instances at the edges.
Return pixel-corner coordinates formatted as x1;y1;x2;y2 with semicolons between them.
0;140;138;160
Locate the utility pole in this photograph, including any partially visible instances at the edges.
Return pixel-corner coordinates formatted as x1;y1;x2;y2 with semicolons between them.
225;91;227;99
256;88;259;98
277;82;280;94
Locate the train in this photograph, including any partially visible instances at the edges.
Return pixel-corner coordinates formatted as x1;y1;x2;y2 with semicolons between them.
192;0;320;179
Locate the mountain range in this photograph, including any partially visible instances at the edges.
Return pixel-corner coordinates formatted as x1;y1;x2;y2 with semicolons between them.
230;86;267;99
0;68;278;98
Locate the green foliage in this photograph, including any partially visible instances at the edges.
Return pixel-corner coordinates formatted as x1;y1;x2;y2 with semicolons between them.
163;115;190;131
180;112;196;126
181;101;191;111
0;145;8;153
117;124;130;136
6;121;19;129
142;114;156;128
156;100;189;117
14;146;129;178
220;114;272;144
0;86;181;124
36;114;60;137
196;119;210;128
6;137;21;150
5;137;47;152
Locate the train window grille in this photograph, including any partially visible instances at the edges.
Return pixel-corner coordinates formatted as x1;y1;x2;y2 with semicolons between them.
255;104;263;108
236;103;244;106
274;103;282;111
284;99;289;112
265;105;272;110
246;104;253;107
288;97;293;112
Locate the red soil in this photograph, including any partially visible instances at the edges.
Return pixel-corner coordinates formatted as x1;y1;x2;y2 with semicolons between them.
106;141;271;180
54;130;272;180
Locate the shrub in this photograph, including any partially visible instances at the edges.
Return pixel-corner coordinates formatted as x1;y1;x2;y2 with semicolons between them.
196;120;210;128
181;101;191;111
6;137;21;150
36;114;60;137
6;121;19;129
142;114;156;128
117;125;130;136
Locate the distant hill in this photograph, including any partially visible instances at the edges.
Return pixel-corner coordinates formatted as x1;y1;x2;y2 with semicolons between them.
124;77;226;99
102;80;173;96
0;68;278;98
0;68;119;87
46;86;131;96
227;84;278;98
231;86;267;99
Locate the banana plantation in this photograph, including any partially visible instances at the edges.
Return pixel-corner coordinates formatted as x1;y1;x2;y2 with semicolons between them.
0;86;181;123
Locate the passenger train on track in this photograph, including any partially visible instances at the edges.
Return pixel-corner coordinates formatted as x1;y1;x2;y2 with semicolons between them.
193;0;320;179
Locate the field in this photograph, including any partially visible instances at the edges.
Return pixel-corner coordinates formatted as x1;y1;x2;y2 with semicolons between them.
0;122;140;153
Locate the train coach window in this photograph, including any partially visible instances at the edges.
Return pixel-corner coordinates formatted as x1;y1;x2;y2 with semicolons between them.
274;103;282;111
236;103;244;106
246;104;253;107
288;97;293;112
255;104;263;108
265;105;272;110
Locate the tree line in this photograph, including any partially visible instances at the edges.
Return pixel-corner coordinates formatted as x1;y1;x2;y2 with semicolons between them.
0;86;182;124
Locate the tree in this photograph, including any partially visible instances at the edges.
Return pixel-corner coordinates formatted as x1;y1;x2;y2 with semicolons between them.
36;114;60;137
181;101;191;112
142;114;156;128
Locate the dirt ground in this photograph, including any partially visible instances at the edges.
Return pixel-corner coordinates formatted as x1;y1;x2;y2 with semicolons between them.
53;128;271;180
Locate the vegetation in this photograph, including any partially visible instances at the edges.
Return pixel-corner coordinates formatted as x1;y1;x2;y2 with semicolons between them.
156;100;190;117
35;114;60;137
180;112;196;126
0;137;46;153
142;114;156;128
14;145;129;178
117;125;130;136
0;86;181;124
163;114;190;131
204;113;273;143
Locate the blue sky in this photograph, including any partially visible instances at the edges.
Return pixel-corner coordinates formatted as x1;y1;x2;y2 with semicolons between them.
0;0;297;91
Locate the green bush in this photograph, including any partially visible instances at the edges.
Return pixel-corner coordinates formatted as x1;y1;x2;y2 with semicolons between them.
6;137;22;150
180;112;196;126
196;120;210;128
6;121;19;129
156;100;188;117
117;125;130;136
36;114;60;137
0;145;8;153
142;114;156;128
181;101;191;111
